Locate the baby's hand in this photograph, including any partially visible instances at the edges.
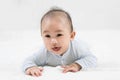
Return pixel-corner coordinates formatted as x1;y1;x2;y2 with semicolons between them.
61;63;82;73
25;66;43;77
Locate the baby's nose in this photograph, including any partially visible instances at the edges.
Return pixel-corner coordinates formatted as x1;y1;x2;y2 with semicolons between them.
51;38;58;44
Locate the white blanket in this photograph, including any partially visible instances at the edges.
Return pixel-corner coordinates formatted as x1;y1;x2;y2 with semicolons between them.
0;63;120;80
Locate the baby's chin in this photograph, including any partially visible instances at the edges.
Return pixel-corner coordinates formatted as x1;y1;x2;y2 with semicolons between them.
50;50;64;56
52;51;64;55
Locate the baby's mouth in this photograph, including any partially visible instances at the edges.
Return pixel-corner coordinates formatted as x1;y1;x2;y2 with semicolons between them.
52;47;61;52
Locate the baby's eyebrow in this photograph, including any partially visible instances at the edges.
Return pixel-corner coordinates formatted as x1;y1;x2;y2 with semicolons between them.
55;30;63;32
43;30;49;33
43;30;63;34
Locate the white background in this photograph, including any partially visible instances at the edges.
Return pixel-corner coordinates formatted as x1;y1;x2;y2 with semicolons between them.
0;0;120;80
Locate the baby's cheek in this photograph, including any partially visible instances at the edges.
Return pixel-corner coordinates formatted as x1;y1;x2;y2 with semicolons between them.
60;38;69;43
44;42;50;49
45;40;50;45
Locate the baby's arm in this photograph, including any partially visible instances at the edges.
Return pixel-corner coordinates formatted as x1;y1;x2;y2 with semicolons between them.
74;40;97;70
62;40;97;73
22;48;47;76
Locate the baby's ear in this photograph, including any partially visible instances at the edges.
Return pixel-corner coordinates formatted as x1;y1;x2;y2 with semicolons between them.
70;31;76;40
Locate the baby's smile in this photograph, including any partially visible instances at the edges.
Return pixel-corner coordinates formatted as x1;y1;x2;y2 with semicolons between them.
52;46;61;52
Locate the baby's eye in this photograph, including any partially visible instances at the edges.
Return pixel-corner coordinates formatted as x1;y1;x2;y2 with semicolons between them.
57;34;63;37
45;35;51;38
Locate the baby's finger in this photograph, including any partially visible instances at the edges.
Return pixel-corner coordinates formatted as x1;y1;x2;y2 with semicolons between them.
26;70;30;75
39;67;43;72
63;67;75;73
35;71;42;77
63;67;71;73
31;71;36;77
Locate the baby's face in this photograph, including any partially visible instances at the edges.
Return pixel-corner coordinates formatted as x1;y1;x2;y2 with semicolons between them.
41;16;75;55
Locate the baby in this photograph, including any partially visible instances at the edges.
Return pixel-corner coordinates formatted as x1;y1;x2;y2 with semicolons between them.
22;7;97;77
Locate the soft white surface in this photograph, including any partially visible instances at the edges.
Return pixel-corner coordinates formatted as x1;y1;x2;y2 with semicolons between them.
0;30;120;80
1;65;120;80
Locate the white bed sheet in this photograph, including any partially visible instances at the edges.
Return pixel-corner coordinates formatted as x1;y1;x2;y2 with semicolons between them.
0;63;120;80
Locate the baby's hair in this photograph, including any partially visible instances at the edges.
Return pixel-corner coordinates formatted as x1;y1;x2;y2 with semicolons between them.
41;7;73;32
